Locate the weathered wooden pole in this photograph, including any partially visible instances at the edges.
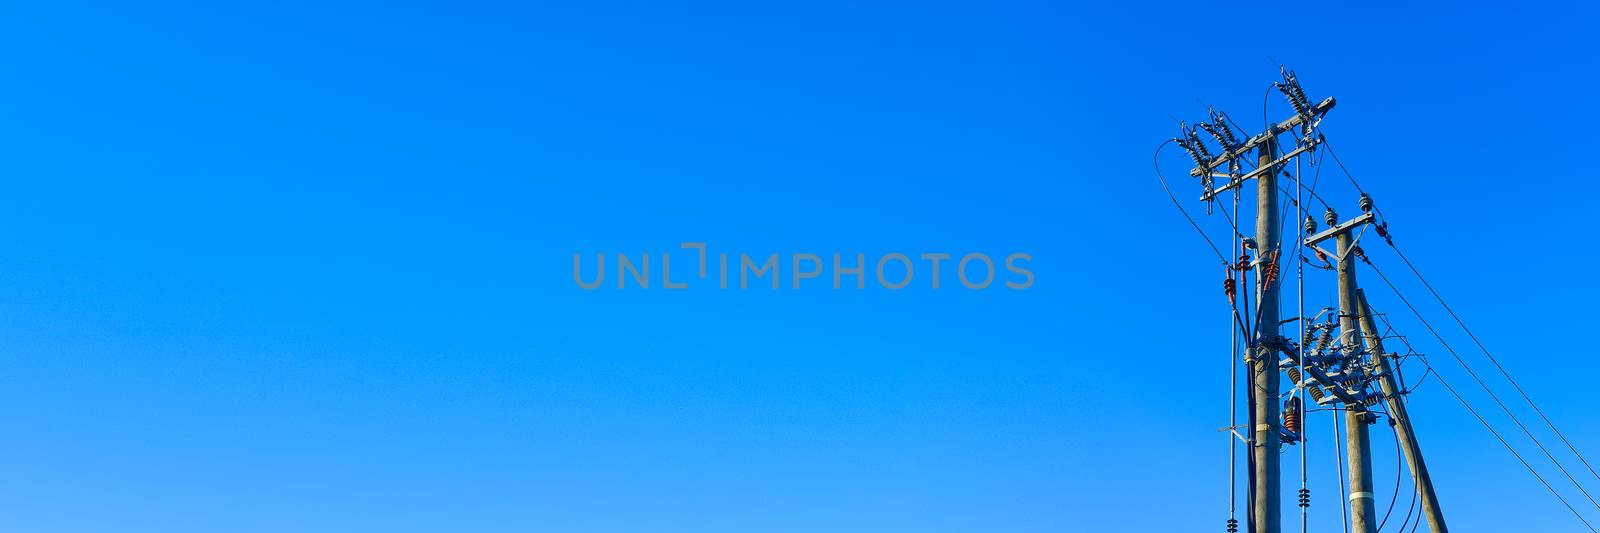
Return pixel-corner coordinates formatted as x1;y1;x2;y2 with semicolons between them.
1355;289;1448;532
1251;139;1282;533
1332;211;1376;533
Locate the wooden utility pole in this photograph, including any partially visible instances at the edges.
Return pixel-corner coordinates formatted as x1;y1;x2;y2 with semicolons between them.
1356;289;1449;532
1170;74;1334;533
1301;208;1386;533
1251;138;1282;533
1330;211;1377;533
1166;70;1455;533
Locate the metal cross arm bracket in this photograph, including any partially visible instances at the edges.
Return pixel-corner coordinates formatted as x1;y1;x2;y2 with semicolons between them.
1198;137;1323;202
1276;344;1366;406
1188;96;1336;178
1304;212;1375;247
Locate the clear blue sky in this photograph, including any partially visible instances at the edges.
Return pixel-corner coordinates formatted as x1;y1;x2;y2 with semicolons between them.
1;1;1597;531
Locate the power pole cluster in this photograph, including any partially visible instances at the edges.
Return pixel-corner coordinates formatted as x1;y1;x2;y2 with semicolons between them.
1164;69;1447;533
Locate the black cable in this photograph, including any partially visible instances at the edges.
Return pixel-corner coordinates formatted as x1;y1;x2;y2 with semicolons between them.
1413;351;1596;531
1154;140;1229;266
1321;136;1600;519
1401;365;1432;395
1394;467;1419;533
1215;197;1250;246
1394;358;1421;533
1376;314;1434;397
1263;84;1276;132
1223;112;1252;144
1363;260;1600;531
1365;252;1600;513
1213;200;1252;341
1283;178;1332;212
1246;344;1258;533
1334;409;1351;533
1378;418;1405;531
1385;240;1600;484
1321;139;1369;197
1213;144;1332;213
1317;137;1391;225
1309;142;1326;208
1214;149;1324;349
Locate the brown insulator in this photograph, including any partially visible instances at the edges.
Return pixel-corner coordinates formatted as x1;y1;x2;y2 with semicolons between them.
1283;396;1304;434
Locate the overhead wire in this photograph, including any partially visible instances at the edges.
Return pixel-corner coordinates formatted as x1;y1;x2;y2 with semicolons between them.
1404;350;1595;531
1154;139;1230;266
1393;353;1422;533
1385;239;1600;485
1323;132;1600;515
1334;409;1351;533
1160;130;1268;533
1370;316;1450;533
1376;314;1436;395
1183;77;1502;533
1203;89;1324;528
1377;415;1408;531
1322;138;1367;196
1362;258;1600;531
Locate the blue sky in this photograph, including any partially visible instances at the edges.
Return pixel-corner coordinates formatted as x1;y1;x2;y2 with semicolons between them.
0;1;1597;531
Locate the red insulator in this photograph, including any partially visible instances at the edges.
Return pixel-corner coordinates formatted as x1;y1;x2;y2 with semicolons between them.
1261;251;1281;289
1283;396;1303;434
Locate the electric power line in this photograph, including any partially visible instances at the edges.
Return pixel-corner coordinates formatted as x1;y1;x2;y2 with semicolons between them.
1363;258;1600;530
1384;240;1600;485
